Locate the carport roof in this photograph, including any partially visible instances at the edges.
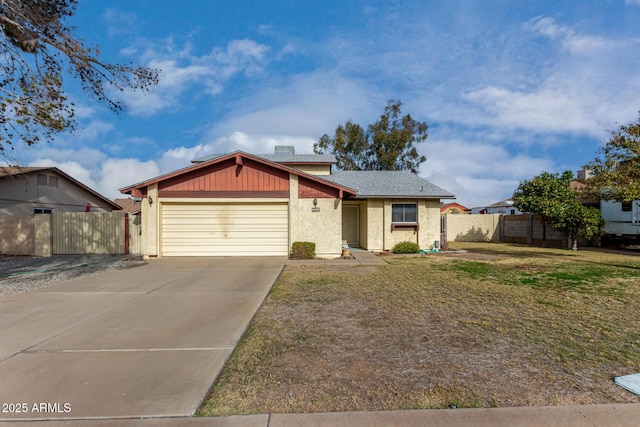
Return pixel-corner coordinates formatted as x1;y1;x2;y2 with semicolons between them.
323;170;455;199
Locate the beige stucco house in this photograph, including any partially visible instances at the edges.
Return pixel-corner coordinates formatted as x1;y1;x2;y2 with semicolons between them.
120;147;454;258
0;166;121;214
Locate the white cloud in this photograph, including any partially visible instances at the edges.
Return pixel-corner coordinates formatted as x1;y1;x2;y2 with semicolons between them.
25;147;160;199
98;158;160;198
75;119;115;141
420;138;555;207
29;159;97;189
465;86;599;136
213;71;376;139
527;17;611;55
116;38;271;116
456;17;640;140
27;147;107;170
213;39;270;77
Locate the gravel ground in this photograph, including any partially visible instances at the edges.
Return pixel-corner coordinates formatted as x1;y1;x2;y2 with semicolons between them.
0;255;147;297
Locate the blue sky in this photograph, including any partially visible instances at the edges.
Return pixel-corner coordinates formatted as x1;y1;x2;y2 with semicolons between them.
8;0;640;207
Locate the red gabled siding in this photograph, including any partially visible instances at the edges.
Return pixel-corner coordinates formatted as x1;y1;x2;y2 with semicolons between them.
298;176;340;198
158;158;289;193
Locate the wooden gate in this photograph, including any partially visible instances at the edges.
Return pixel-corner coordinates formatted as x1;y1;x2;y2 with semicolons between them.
52;212;126;254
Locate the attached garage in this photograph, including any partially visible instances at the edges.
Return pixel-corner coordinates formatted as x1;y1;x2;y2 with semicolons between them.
120;151;357;258
161;202;288;256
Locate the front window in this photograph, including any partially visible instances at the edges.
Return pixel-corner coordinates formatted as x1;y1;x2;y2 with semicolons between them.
392;203;417;223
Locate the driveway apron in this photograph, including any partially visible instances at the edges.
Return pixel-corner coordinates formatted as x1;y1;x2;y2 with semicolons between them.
0;257;285;421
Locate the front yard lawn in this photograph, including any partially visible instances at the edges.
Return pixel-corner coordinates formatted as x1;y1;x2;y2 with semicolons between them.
198;243;640;415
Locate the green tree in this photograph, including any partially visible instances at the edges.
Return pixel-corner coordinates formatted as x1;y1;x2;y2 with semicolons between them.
512;171;578;247
314;100;428;173
550;201;604;251
0;0;159;152
584;113;640;202
514;171;604;250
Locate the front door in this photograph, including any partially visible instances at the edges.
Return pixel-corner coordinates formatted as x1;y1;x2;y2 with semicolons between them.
342;205;359;246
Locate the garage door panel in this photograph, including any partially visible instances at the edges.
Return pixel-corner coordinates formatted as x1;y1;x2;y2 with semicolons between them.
161;203;288;256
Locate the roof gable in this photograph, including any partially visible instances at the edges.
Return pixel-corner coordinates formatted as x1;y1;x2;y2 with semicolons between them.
0;166;122;210
120;151;355;198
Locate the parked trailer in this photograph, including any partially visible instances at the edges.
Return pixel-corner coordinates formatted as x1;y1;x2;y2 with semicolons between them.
600;199;640;245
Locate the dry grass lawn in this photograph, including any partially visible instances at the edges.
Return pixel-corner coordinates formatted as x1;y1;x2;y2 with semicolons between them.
198;243;640;415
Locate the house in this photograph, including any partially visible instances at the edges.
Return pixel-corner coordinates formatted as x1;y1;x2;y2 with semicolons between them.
471;199;522;215
114;198;142;215
440;202;470;215
0;166;121;215
120;147;455;258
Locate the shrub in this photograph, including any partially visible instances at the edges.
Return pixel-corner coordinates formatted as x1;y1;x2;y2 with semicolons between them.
291;241;316;259
393;241;420;254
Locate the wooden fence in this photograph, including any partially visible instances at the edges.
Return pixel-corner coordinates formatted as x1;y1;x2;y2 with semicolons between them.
52;212;124;254
0;215;35;256
0;212;141;256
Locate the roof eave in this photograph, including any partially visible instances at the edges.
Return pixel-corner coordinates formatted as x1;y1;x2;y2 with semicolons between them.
352;194;456;199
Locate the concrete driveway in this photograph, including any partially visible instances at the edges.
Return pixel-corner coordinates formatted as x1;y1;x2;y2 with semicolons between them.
0;257;286;421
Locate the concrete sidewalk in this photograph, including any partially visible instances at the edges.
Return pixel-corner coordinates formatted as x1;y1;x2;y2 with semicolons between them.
0;257;286;421
10;403;640;426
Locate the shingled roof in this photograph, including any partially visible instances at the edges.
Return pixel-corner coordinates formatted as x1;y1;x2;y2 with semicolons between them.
323;170;455;199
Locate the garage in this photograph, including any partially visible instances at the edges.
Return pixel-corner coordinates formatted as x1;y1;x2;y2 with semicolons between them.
161;202;288;256
120;151;357;258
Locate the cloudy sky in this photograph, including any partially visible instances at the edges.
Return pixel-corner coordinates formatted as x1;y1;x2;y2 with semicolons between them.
7;0;640;208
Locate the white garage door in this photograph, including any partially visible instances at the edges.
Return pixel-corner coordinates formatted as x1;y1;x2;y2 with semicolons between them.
161;203;288;256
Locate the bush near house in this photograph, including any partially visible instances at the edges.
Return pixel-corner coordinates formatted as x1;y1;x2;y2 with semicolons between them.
291;241;316;259
392;241;420;254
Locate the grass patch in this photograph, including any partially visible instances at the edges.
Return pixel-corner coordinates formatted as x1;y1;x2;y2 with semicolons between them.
198;243;640;415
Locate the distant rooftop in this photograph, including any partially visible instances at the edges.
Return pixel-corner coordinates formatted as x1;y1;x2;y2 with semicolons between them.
193;153;337;164
193;145;337;164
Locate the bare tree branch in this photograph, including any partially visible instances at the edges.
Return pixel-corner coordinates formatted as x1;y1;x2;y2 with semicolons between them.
0;0;159;152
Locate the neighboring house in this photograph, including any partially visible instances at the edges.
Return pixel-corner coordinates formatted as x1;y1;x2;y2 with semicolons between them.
120;146;455;258
114;198;142;215
472;199;522;215
440;202;470;215
0;166;121;215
